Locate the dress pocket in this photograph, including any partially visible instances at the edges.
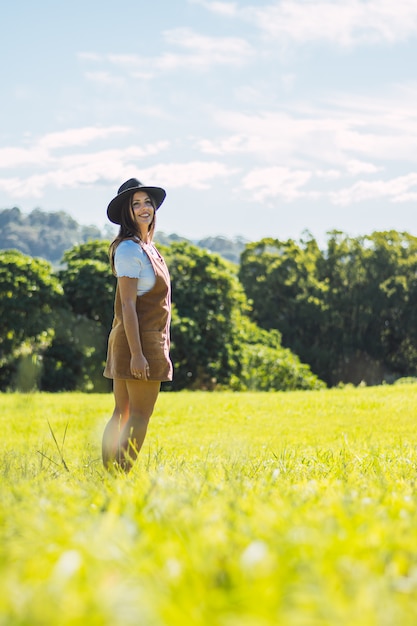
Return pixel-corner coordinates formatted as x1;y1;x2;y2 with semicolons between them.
141;330;169;359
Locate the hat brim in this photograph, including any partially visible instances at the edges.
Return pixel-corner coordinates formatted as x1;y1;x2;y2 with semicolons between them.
107;185;166;225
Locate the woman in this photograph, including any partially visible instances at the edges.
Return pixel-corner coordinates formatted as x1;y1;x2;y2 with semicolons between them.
102;178;173;471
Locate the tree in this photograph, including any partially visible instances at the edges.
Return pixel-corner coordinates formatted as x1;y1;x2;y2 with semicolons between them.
239;235;328;374
319;231;375;384
59;241;114;331
55;240;115;391
39;308;86;392
239;230;417;386
236;316;325;391
0;250;63;390
358;231;417;380
163;241;323;391
62;240;110;265
162;242;247;389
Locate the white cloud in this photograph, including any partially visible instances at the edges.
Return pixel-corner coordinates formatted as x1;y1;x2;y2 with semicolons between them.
79;29;254;84
238;165;417;208
197;83;417;171
198;134;250;155
57;143;170;171
0;177;26;197
199;109;352;165
315;169;341;180
232;0;417;47
39;126;131;150
394;192;417;202
0;154;232;199
241;166;313;201
160;28;253;69
331;172;417;205
0;147;49;169
0;174;53;199
0;127;134;169
138;161;240;190
346;159;383;175
0;138;170;197
191;0;417;48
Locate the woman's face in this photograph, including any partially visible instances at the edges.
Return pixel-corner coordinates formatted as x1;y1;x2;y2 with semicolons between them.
131;191;155;231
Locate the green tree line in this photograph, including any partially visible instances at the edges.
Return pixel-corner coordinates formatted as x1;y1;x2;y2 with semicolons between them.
0;240;322;392
2;229;416;392
239;230;417;386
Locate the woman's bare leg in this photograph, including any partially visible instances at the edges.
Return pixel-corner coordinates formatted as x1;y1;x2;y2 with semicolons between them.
102;379;129;469
118;380;161;471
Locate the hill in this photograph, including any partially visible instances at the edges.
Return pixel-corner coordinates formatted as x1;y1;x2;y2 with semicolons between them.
0;207;248;265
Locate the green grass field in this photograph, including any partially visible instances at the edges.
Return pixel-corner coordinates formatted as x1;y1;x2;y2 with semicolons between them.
1;385;417;625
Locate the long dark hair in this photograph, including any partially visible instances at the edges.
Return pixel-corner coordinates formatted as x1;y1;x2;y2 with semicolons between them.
109;194;156;275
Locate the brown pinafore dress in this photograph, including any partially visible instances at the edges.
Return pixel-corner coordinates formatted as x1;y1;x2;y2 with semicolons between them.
103;242;173;382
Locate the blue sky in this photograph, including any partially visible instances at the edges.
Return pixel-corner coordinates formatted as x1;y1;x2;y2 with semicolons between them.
1;0;417;245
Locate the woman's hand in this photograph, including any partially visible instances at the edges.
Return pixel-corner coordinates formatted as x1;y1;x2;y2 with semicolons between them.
130;352;150;380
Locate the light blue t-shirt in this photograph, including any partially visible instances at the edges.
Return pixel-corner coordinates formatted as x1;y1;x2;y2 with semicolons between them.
114;239;156;296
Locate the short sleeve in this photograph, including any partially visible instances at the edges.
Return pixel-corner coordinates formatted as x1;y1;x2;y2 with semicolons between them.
114;240;144;278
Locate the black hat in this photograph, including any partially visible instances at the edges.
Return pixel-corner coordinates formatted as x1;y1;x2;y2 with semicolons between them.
107;178;166;224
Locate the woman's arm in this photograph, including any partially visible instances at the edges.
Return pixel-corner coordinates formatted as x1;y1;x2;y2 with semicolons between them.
118;276;149;379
